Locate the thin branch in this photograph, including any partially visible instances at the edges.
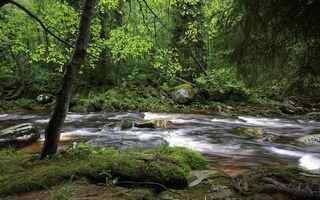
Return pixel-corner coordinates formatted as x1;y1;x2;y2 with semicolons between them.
6;0;73;48
140;0;172;31
136;0;152;33
2;0;99;60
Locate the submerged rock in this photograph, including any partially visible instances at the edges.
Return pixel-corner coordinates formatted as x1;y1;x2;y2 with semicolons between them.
87;136;168;149
0;123;39;148
297;134;320;145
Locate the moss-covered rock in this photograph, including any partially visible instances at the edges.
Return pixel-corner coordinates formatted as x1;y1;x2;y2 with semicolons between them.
135;120;173;129
231;127;263;139
0;146;208;197
120;119;135;130
172;84;196;104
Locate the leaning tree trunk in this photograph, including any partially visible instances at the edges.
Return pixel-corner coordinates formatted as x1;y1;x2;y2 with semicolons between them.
41;0;96;158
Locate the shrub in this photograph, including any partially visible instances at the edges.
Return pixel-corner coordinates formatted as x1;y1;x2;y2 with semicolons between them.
14;98;34;110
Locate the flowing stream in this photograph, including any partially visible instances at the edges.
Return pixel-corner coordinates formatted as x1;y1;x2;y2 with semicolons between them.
1;112;320;175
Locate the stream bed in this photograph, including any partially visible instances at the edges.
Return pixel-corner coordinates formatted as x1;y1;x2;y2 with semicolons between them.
1;112;320;175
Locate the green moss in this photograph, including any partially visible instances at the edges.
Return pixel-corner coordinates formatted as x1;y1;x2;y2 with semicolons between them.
154;147;208;170
0;146;207;197
14;99;34;110
49;183;74;200
0;149;30;175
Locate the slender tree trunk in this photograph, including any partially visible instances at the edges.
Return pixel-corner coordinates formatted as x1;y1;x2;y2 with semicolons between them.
172;0;207;79
41;0;96;158
114;0;124;26
95;8;113;86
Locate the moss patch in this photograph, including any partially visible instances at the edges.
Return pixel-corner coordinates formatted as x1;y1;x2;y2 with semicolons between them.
0;146;207;197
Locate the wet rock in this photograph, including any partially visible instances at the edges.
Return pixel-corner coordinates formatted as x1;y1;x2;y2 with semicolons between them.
172;84;195;104
208;185;233;199
120;119;134;130
297;134;320;145
189;170;219;187
36;94;53;104
279;98;304;114
0;123;40;148
231;127;263;139
135;120;156;129
260;134;277;142
306;112;320;121
87;136;168;149
135;120;173;129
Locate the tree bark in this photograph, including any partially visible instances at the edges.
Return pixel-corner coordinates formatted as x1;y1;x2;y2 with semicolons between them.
41;0;96;158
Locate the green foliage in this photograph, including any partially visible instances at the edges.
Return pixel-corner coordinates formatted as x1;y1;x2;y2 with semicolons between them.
0;149;28;175
106;26;153;62
153;49;183;82
1;0;318;109
74;87;175;112
14;98;34;110
99;0;119;11
195;67;248;96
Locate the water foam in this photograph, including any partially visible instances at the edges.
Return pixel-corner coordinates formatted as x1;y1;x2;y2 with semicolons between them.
0;114;8;118
299;155;320;171
266;146;320;171
143;112;176;120
238;116;301;128
60;128;100;141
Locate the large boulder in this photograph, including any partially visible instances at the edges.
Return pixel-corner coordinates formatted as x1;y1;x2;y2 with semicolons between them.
0;123;40;148
172;84;195;104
